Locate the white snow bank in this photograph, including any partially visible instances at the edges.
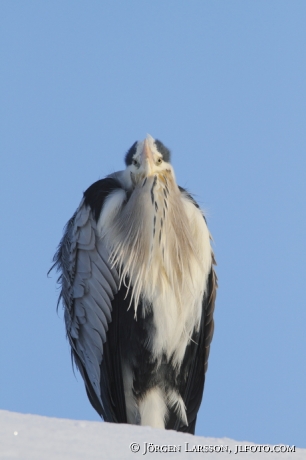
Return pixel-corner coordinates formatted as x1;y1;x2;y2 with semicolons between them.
0;410;304;460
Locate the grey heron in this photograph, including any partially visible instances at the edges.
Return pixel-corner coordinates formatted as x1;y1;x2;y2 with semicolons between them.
51;135;217;433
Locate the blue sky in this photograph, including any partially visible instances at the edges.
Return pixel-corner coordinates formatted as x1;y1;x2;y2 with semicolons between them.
1;0;305;448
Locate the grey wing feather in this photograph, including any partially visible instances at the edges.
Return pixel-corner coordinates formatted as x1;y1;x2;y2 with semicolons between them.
52;198;119;415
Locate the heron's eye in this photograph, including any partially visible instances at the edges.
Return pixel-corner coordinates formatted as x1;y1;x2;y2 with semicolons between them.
157;158;163;165
132;159;139;167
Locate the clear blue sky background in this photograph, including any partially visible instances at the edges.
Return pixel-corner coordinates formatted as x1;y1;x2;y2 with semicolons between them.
1;0;305;448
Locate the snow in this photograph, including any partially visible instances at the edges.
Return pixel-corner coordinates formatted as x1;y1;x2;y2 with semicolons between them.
0;410;304;460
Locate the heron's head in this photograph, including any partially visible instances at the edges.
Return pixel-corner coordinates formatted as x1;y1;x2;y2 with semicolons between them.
124;135;173;187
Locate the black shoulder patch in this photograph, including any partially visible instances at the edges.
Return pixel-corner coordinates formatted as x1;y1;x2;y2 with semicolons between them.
179;186;199;209
84;177;123;221
178;185;207;223
125;141;138;166
155;139;171;163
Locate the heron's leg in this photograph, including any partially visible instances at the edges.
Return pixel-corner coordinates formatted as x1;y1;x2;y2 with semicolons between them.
138;387;167;429
122;363;140;424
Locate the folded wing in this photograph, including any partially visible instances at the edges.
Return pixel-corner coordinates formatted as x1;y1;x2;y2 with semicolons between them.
52;179;126;421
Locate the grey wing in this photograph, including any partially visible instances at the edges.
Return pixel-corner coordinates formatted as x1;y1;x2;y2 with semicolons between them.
52;198;119;419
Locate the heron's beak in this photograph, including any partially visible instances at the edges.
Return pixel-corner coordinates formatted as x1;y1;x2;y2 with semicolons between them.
141;139;155;175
